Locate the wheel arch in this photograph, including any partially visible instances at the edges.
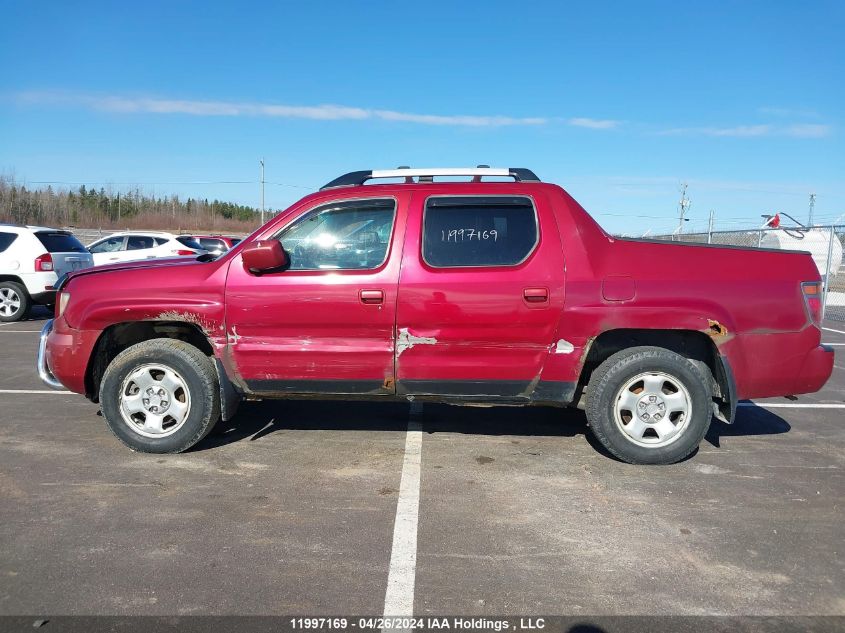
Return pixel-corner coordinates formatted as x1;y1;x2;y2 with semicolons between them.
0;274;26;287
85;320;240;421
577;328;736;423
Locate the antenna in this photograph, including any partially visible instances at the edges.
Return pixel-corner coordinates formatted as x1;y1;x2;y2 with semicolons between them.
677;182;691;234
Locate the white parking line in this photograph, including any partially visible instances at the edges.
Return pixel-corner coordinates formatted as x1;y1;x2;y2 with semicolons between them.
0;389;72;395
0;330;41;333
382;402;423;623
823;326;845;335
739;402;845;409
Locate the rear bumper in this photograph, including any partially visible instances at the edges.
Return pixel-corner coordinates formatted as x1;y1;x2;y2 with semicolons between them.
792;344;835;395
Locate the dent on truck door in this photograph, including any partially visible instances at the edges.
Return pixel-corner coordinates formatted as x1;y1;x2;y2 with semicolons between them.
394;193;566;401
223;194;408;395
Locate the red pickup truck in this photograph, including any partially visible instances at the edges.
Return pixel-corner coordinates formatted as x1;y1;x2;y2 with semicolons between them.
38;167;833;464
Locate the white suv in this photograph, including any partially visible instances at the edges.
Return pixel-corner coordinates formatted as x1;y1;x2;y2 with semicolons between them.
0;225;94;322
87;231;208;266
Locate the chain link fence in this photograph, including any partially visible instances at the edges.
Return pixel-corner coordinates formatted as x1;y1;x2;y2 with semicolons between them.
650;225;845;322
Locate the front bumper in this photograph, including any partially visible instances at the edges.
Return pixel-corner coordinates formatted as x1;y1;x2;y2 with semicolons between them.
38;317;101;395
37;319;65;390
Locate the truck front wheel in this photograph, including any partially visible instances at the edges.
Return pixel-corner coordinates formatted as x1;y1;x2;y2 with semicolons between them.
585;346;712;464
99;338;221;453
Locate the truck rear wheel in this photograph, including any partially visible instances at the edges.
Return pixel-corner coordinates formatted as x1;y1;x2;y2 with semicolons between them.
585;346;712;464
99;338;221;453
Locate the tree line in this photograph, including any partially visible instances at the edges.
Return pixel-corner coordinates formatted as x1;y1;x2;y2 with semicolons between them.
0;175;272;233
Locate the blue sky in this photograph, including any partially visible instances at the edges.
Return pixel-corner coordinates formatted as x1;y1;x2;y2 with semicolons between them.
1;0;843;234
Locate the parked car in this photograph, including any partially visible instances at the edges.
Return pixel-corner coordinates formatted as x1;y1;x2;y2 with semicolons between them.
87;231;207;266
38;167;834;464
180;235;242;257
0;225;93;322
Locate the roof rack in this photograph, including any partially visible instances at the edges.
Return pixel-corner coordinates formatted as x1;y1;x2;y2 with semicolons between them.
320;166;541;190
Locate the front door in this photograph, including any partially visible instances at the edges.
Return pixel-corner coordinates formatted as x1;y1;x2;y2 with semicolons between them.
394;192;566;401
224;194;407;395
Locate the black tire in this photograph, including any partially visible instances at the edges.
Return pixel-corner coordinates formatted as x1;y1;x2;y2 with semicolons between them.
0;281;30;322
99;338;221;453
585;346;712;465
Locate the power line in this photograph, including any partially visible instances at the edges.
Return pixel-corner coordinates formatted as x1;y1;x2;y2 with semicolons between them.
26;180;257;186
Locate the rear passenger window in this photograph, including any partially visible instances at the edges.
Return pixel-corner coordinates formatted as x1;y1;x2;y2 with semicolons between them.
127;236;156;250
277;198;396;270
0;232;17;253
422;196;538;267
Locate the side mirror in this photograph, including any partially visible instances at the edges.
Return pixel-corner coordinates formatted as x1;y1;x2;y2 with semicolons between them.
241;240;289;274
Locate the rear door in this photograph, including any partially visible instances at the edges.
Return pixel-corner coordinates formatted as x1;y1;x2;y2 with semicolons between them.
125;235;160;261
33;231;94;275
394;192;566;401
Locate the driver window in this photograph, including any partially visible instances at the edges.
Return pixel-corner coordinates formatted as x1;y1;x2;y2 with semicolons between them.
90;236;125;253
277;199;395;270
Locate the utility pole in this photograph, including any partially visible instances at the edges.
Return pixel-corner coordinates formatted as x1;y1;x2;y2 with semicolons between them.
260;158;265;225
809;192;816;227
677;182;690;234
117;192;121;224
707;209;715;244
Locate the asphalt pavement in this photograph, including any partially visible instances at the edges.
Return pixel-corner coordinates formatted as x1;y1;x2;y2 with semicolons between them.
0;309;843;620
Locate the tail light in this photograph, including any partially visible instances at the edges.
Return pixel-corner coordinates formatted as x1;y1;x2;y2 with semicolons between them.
35;253;54;271
173;249;195;256
802;281;823;326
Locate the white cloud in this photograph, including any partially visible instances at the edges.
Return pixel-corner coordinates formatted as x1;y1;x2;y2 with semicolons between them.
14;92;832;138
783;123;832;138
659;125;772;137
758;106;820;119
567;117;620;129
657;123;832;139
17;91;545;127
372;109;545;126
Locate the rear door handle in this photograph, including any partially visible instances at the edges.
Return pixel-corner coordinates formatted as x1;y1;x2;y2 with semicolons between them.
360;289;384;304
523;287;549;303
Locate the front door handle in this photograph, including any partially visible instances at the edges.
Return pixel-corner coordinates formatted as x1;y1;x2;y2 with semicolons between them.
523;287;549;303
360;289;384;304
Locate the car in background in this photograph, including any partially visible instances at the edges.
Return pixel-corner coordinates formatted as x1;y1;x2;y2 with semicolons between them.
0;225;93;322
180;235;242;257
87;231;207;266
